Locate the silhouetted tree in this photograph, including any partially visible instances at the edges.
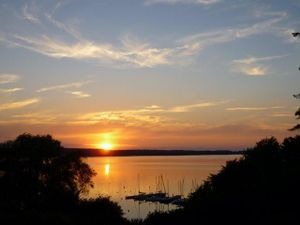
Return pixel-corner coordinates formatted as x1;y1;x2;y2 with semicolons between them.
289;32;300;131
144;136;300;225
289;94;300;131
0;134;127;225
0;133;95;210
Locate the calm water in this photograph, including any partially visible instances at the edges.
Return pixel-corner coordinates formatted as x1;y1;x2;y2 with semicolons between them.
85;155;240;219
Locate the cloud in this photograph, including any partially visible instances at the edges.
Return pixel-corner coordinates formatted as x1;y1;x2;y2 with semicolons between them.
0;8;286;68
226;107;268;111
271;106;284;109
145;105;161;109
1;100;224;125
9;11;283;69
45;13;82;40
68;91;91;98
0;98;40;111
170;101;227;112
12;112;59;124
4;34;173;68
232;55;287;65
120;36;173;67
232;54;287;76
0;88;23;93
0;74;20;84
145;0;220;6
22;4;40;24
0;111;67;125
68;105;165;125
271;112;291;117
68;101;228;125
37;80;91;92
178;11;286;48
238;66;268;76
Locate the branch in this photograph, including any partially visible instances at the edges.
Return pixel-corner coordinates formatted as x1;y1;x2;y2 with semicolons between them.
289;124;300;131
296;108;300;119
293;93;300;99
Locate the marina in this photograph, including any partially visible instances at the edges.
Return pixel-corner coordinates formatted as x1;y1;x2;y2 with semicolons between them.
86;155;240;219
125;175;187;206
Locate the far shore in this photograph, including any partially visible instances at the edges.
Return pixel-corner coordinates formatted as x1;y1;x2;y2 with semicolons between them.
64;148;244;157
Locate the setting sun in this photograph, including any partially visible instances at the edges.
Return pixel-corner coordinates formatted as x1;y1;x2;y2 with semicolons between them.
100;143;113;151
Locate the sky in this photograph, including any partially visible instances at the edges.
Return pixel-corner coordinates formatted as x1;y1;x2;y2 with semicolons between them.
0;0;299;150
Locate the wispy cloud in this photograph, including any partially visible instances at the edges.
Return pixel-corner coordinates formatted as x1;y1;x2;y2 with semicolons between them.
45;13;82;40
68;91;91;98
178;11;286;49
0;87;23;93
0;98;40;111
22;4;40;24
170;101;227;112
5;34;173;68
12;112;60;124
37;80;91;92
0;74;20;84
67;109;165;126
238;66;268;76
68;101;228;125
271;106;284;109
145;0;220;6
271;112;291;117
226;107;268;111
232;54;287;76
233;55;287;65
0;7;287;68
0;112;65;125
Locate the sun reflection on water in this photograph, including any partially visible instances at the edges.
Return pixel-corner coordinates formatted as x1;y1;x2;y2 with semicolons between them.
104;163;110;176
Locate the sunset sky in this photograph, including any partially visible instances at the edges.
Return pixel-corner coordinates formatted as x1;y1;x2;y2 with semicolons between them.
0;0;299;150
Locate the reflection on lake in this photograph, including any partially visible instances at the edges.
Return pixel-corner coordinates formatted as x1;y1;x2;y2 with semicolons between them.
104;163;110;176
85;155;240;219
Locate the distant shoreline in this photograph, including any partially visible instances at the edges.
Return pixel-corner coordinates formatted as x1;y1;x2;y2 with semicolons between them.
64;148;244;157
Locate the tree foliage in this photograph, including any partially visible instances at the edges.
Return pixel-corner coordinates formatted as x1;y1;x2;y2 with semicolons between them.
0;133;127;225
289;32;300;131
144;136;300;225
290;94;300;131
0;133;96;211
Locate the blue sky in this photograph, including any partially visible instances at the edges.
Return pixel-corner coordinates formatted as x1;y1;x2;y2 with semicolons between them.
0;0;299;149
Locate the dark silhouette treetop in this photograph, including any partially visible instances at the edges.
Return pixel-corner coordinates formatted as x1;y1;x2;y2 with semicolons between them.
290;84;300;131
144;136;300;225
289;32;300;131
0;133;96;211
12;133;61;157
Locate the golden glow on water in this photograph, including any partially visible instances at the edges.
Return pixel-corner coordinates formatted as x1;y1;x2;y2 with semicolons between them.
104;163;110;176
86;155;240;219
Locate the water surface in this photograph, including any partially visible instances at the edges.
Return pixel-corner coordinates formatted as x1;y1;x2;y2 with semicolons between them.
85;155;240;219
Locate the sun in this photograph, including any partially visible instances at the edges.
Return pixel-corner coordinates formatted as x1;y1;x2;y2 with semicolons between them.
100;143;113;151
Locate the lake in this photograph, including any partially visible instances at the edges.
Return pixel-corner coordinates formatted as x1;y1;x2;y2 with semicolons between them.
85;155;240;219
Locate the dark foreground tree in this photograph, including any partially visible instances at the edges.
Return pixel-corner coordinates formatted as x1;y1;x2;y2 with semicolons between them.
0;133;95;210
289;32;300;131
0;134;125;225
144;136;300;225
289;94;300;131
